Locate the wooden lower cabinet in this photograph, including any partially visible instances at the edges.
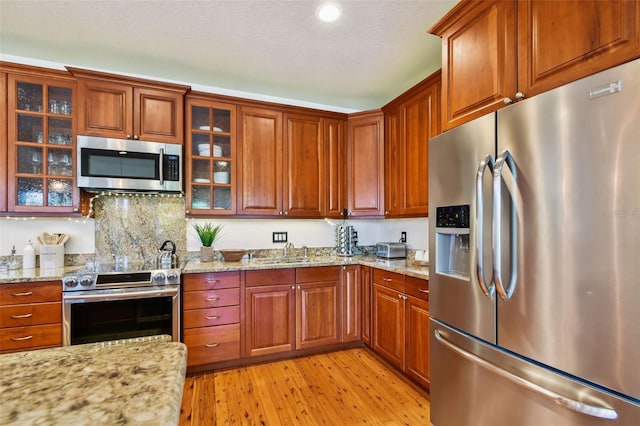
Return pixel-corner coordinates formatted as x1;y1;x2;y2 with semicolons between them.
182;271;241;367
405;295;430;388
361;266;372;347
244;266;342;357
372;270;430;388
245;283;296;357
372;283;405;369
340;265;361;342
0;281;62;353
296;280;340;349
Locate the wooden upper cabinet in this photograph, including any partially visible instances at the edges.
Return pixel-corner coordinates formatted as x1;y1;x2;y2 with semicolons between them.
347;110;384;217
0;72;7;212
324;118;347;218
430;0;517;130
237;106;283;216
430;0;640;130
68;67;188;143
185;96;236;215
283;113;324;217
383;71;441;218
517;0;640;97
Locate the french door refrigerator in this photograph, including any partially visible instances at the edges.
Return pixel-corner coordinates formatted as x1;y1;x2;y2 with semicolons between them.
428;58;640;425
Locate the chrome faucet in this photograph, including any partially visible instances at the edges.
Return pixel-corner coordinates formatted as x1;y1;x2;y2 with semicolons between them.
283;242;294;257
302;246;309;258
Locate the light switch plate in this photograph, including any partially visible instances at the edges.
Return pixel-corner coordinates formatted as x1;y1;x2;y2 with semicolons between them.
272;232;288;243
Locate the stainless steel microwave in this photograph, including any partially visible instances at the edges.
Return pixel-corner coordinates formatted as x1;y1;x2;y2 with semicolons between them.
77;135;182;193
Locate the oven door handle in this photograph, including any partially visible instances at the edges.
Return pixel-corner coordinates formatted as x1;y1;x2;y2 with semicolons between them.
63;287;179;302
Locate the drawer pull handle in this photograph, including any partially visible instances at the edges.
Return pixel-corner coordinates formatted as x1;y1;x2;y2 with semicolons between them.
205;315;220;320
11;335;33;341
11;313;33;319
206;296;220;301
205;342;220;348
418;288;430;294
383;278;393;282
205;279;220;283
11;291;33;297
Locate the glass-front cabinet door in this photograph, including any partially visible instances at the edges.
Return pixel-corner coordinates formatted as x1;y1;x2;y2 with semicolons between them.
185;98;236;215
7;74;79;213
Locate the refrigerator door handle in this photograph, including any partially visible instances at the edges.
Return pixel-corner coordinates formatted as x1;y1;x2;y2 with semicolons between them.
475;154;495;297
492;149;518;301
434;329;619;420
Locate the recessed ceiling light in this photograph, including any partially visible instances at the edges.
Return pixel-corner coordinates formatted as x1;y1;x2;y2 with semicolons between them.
317;3;341;23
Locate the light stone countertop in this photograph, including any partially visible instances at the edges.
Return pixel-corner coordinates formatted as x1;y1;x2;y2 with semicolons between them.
0;255;428;284
183;255;429;280
0;335;187;425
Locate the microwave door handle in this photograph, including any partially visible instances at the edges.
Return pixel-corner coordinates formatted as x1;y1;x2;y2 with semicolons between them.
475;154;495;297
492;149;518;301
159;148;165;185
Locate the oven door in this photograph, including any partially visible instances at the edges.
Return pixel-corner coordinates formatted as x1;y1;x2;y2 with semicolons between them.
62;285;180;346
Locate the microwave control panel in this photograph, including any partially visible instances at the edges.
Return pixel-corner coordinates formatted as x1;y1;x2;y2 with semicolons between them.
164;155;180;181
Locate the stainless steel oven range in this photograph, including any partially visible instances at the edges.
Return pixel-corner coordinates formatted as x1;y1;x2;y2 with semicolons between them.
62;264;181;346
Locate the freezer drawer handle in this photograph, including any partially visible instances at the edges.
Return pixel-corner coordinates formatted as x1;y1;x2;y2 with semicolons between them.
492;150;519;301
434;329;618;420
475;153;495;297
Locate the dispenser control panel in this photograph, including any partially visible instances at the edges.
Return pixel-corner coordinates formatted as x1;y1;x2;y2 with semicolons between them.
436;205;469;229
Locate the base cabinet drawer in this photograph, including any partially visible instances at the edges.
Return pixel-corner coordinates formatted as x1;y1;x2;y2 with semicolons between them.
183;306;240;329
183;288;240;310
184;324;240;366
0;324;61;352
0;302;62;327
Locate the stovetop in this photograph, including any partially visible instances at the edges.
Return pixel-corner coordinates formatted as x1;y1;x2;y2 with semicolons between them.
62;261;181;292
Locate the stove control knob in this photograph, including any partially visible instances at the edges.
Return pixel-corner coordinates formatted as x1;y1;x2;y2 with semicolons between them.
167;271;179;281
64;276;78;288
80;275;94;287
153;272;166;283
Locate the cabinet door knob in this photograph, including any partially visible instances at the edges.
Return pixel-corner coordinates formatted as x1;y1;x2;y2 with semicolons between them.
515;92;525;100
133;135;139;140
503;97;513;105
126;134;132;139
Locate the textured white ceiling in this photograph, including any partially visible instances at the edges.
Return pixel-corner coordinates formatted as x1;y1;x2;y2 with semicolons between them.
0;0;458;112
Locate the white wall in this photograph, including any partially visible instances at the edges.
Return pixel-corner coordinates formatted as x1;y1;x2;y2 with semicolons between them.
0;217;428;256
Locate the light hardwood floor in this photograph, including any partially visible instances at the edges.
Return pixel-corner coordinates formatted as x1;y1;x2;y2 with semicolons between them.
180;348;430;425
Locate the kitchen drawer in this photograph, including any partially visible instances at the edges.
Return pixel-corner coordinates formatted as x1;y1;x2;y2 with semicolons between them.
183;271;240;291
184;324;240;366
405;276;429;301
183;288;240;310
373;269;405;293
0;281;61;306
245;268;295;287
296;266;341;283
0;323;62;352
183;305;240;329
0;302;62;327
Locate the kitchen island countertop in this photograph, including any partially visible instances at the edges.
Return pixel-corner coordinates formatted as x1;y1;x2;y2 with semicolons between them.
0;335;187;425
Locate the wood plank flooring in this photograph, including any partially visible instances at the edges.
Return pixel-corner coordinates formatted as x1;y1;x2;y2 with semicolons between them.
180;348;430;425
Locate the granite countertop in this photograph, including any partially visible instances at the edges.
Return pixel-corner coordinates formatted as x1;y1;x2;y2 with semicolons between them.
183;255;429;280
0;255;428;284
0;335;187;425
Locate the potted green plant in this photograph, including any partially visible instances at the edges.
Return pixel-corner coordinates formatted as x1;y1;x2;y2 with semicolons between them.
193;222;223;262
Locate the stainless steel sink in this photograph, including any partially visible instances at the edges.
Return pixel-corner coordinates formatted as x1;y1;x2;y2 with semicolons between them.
253;257;311;265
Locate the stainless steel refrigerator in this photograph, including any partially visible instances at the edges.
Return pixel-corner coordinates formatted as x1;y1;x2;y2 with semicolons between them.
428;58;640;425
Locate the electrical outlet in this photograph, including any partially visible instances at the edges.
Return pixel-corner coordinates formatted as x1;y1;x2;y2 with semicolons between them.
400;232;407;243
272;232;288;243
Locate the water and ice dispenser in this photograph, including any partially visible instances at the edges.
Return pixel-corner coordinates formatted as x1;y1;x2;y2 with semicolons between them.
435;205;470;279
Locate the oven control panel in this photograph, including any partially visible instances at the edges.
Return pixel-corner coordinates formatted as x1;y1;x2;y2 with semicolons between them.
62;269;181;292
